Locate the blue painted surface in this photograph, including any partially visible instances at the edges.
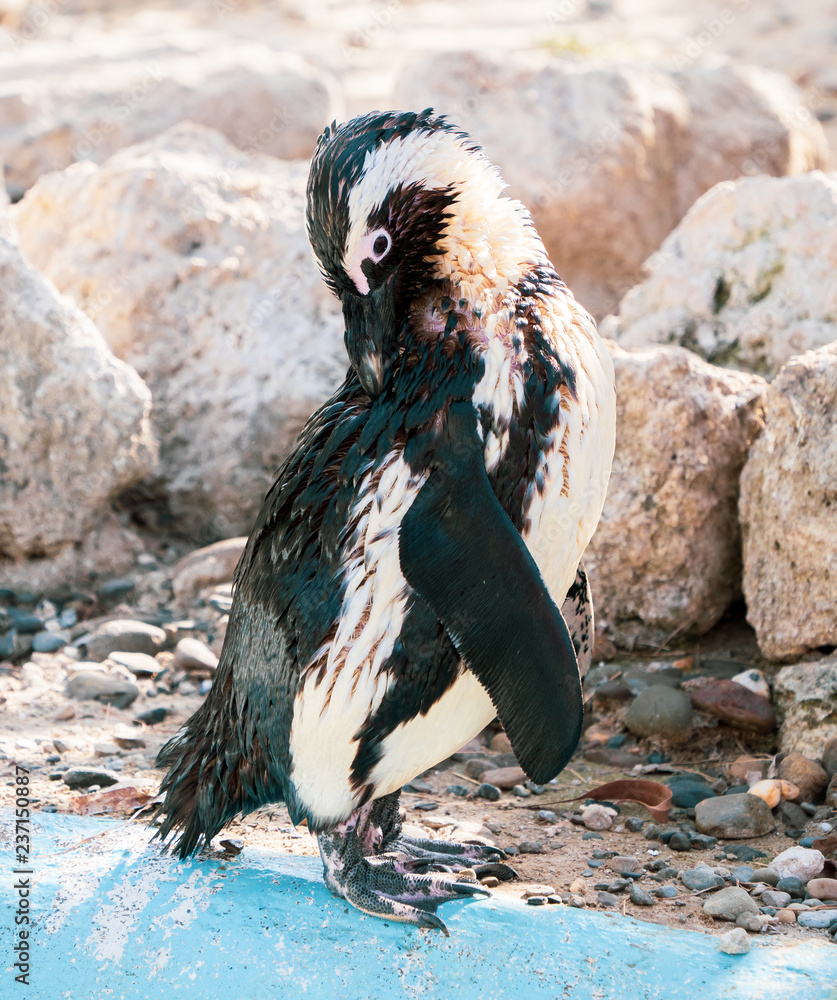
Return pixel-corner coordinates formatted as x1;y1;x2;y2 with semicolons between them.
3;810;836;1000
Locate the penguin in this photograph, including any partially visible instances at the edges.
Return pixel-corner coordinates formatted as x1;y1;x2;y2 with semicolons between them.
155;109;616;934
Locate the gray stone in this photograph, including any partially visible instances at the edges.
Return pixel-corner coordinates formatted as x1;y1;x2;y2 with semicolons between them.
703;887;760;921
597;892;620;908
718;927;751;954
756;869;780;886
681;867;725;892
629;883;655;906
797;910;837;929
735;912;764;933
61;767;120;790
84;620;166;661
731;866;754;883
31;631;66;652
695;793;775;839
761;890;792;908
624;686;694;742
173;637;219;673
108;651;162;677
778;801;810;829
171;538;248;606
65;671;139;710
608;856;641;875
775;877;807;898
652;885;679;898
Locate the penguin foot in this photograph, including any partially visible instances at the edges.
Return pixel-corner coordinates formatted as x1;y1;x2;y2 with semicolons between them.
393;835;517;880
317;807;492;934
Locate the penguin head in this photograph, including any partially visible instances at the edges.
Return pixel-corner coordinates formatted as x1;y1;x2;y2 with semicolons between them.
306;109;544;397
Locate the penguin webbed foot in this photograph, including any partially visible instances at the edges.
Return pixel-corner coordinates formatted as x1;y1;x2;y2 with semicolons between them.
317;815;492;934
393;835;517;880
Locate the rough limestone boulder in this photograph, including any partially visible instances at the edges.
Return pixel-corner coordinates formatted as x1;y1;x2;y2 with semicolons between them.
775;655;837;759
13;123;346;539
604;172;837;376
584;343;766;648
0;35;342;196
0;227;156;588
397;54;828;319
739;344;837;659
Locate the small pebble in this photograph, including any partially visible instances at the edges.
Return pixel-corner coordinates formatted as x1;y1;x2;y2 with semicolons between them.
61;767;120;790
652;886;679;898
807;878;837;901
736;912;764;932
629;883;655;906
219;836;244;854
32;631;66;653
776;908;796;924
703;887;760;922
135;707;168;725
796;911;837;929
526;896;547;906
761;890;791;908
771;846;825;881
718;928;750;955
681;867;725;892
413;802;438;812
625;817;645;833
582;832;604;841
597;892;620;908
476;783;501;802
731;865;754;883
403;778;432;793
518;841;545;854
775;876;807;898
512;785;531;798
522;884;556;898
756;868;780;886
480;876;500;888
581;804;617;830
537;810;556;823
669;832;692;852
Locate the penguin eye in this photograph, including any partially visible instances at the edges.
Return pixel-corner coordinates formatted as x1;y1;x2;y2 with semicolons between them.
369;229;391;262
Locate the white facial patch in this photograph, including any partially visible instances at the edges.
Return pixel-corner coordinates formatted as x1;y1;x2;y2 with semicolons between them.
342;128;547;309
346;227;392;295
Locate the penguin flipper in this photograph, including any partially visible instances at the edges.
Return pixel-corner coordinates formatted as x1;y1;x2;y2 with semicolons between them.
399;402;583;785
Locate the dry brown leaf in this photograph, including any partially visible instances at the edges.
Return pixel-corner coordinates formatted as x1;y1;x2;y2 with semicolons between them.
555;779;672;823
70;786;154;817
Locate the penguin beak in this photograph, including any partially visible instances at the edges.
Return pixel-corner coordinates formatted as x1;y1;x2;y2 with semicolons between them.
342;281;396;399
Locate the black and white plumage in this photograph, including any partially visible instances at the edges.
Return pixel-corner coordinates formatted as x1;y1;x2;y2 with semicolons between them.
155;110;615;932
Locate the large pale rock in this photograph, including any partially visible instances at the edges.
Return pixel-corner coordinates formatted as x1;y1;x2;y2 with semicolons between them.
0;228;155;582
13;123;346;538
775;655;837;759
0;34;341;195
739;345;837;659
584;343;766;647
605;173;837;376
397;54;828;318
